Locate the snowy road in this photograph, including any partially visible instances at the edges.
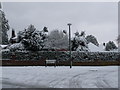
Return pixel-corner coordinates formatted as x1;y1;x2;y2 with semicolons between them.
2;66;118;88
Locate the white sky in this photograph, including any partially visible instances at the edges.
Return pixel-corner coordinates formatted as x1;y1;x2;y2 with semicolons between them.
2;2;118;44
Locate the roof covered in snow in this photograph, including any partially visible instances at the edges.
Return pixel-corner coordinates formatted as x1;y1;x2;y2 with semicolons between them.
88;43;104;52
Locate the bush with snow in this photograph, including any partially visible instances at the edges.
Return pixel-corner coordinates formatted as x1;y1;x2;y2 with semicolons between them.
17;25;48;51
2;50;11;60
86;35;99;46
71;31;89;51
105;41;118;51
71;31;100;52
8;43;25;52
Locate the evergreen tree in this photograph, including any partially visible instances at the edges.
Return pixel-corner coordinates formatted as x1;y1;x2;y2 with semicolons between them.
103;43;105;46
17;25;48;51
11;28;16;38
71;31;89;51
9;28;16;44
43;27;48;32
71;32;79;51
17;30;25;43
86;35;99;46
0;10;10;44
105;41;117;51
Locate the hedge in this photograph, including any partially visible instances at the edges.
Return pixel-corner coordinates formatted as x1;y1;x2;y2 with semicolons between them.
1;50;120;62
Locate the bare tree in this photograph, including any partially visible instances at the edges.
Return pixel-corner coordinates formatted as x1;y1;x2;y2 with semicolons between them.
45;29;69;50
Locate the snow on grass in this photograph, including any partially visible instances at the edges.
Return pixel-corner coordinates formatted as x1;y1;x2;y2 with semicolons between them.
2;66;118;88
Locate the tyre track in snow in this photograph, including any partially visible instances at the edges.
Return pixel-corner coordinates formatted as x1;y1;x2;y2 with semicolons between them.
2;78;49;88
49;71;89;88
2;66;117;88
95;71;115;88
49;77;68;88
69;72;89;88
96;77;111;88
69;70;95;88
69;69;114;88
48;70;114;88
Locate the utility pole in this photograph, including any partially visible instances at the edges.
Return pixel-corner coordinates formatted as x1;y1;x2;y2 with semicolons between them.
67;23;72;68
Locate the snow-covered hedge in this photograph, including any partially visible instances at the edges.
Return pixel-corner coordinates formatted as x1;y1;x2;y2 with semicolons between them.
71;52;119;62
8;43;25;52
1;51;120;62
2;50;11;60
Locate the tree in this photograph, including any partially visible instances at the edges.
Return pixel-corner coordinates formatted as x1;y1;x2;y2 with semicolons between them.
85;35;99;46
43;27;48;32
45;29;69;50
71;32;79;51
71;31;89;51
9;28;17;44
105;41;117;51
11;28;16;38
103;43;105;46
17;30;25;43
0;10;10;44
71;31;100;51
17;25;48;51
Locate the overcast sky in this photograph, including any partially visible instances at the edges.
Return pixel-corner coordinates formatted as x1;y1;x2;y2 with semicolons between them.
2;2;118;44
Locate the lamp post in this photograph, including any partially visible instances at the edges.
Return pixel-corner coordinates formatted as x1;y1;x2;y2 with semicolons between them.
67;23;72;68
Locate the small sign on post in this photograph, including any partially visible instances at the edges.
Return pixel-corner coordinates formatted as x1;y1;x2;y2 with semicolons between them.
45;59;56;67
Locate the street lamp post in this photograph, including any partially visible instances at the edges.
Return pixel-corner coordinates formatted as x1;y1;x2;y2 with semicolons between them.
67;23;72;68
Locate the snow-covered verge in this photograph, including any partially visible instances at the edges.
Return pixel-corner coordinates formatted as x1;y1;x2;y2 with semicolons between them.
2;66;118;88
